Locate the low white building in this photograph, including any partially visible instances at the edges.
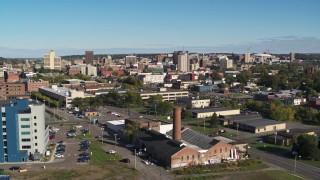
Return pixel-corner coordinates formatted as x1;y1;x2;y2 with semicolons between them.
39;85;94;108
138;73;166;84
191;107;240;119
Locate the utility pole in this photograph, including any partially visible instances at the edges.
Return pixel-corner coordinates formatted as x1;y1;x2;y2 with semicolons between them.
114;134;118;153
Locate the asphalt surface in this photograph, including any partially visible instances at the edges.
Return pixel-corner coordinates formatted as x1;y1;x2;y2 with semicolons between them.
250;147;319;180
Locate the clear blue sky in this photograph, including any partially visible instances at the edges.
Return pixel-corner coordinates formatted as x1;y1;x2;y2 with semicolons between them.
1;0;320;57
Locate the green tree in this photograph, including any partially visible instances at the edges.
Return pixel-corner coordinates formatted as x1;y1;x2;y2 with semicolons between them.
210;112;219;128
296;134;320;160
182;110;193;119
156;101;174;115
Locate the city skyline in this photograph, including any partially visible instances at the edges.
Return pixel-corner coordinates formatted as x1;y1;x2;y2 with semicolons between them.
1;0;320;58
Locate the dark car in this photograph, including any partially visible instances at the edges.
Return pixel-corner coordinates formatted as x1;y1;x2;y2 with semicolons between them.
79;152;90;157
78;156;90;162
9;166;21;171
120;158;130;163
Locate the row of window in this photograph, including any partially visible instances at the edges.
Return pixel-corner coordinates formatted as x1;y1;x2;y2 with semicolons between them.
180;148;230;161
21;129;38;135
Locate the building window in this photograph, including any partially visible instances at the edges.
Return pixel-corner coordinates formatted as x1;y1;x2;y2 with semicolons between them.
21;131;30;135
3;128;6;132
220;148;222;153
187;156;189;160
214;149;217;153
2;121;6;126
3;135;7;139
22;145;31;149
35;143;38;146
34;116;37;119
181;156;183;161
225;148;227;152
34;123;37;126
34;129;37;133
22;138;31;142
192;155;194;160
21;118;30;121
4;141;7;146
1;113;5;117
21;125;30;128
35;136;37;139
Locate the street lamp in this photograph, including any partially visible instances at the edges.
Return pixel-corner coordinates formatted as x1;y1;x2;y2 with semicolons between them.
294;154;301;174
114;134;118;153
101;127;104;145
274;132;277;145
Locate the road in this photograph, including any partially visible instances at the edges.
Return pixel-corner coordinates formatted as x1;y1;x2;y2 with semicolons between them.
250;147;319;180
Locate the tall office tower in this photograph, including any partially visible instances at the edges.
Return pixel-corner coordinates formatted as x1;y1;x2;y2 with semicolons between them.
43;50;62;70
85;51;94;65
125;55;137;67
177;52;190;72
290;52;295;61
244;52;251;63
0;99;49;162
220;57;233;70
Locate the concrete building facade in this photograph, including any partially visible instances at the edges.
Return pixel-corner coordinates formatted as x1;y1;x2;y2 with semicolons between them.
0;99;49;162
43;50;61;70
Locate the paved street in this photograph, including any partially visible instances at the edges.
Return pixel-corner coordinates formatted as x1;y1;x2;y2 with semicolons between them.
250;147;319;180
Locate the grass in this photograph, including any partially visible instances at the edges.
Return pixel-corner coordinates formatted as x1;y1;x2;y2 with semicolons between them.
250;139;292;153
299;159;320;168
90;141;121;166
219;170;303;180
174;158;268;175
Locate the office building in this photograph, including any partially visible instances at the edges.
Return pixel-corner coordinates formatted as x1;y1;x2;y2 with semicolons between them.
0;99;49;162
125;55;137;67
43;50;61;70
176;52;190;72
220;57;233;70
290;52;295;61
39;85;94;108
85;51;94;65
27;80;50;92
80;64;97;77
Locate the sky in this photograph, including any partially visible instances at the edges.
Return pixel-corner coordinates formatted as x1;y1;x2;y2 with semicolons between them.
0;0;320;58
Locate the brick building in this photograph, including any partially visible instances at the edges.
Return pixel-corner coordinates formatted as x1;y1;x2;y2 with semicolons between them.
131;107;236;169
4;71;20;83
27;80;50;92
5;83;28;99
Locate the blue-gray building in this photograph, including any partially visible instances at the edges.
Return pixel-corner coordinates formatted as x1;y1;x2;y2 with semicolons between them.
193;84;219;93
0;99;49;162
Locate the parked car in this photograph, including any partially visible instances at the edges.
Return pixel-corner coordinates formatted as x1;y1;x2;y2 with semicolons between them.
108;150;116;154
54;154;64;158
79;152;90;157
120;158;130;163
9;166;21;171
78;156;90;162
75;125;83;128
125;144;135;148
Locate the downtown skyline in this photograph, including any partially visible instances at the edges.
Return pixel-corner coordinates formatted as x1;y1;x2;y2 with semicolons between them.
1;0;320;58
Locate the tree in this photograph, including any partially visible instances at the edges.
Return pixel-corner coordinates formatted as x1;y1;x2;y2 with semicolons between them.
182;110;193;119
156;101;174;115
210;112;219;128
296;134;320;160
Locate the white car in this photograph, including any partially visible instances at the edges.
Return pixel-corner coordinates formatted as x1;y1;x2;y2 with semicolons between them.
55;154;64;158
108;150;116;154
75;125;83;128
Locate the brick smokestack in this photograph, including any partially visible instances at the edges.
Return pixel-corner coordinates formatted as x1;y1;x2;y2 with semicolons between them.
173;106;182;141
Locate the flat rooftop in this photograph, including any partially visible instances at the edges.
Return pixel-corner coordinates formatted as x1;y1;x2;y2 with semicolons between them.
40;87;92;98
238;118;284;128
191;107;237;113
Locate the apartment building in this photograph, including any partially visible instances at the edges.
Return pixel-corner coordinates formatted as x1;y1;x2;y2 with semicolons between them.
43;50;61;70
0;99;49;162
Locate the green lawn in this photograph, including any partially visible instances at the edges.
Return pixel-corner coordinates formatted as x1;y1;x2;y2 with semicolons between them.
90;141;121;166
250;140;292;152
299;159;320;168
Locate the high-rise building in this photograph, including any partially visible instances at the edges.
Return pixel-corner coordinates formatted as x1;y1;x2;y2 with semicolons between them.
85;51;94;65
0;99;49;162
244;52;251;63
125;55;137;67
176;52;190;72
220;57;233;70
290;52;295;61
43;50;61;70
80;64;97;77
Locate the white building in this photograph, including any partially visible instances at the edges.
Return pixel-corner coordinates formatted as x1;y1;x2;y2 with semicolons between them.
220;56;233;70
44;50;61;70
39;85;94;108
177;52;189;72
80;64;97;77
138;73;166;84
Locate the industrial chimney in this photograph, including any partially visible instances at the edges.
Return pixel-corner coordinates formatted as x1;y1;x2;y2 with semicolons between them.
173;107;182;141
